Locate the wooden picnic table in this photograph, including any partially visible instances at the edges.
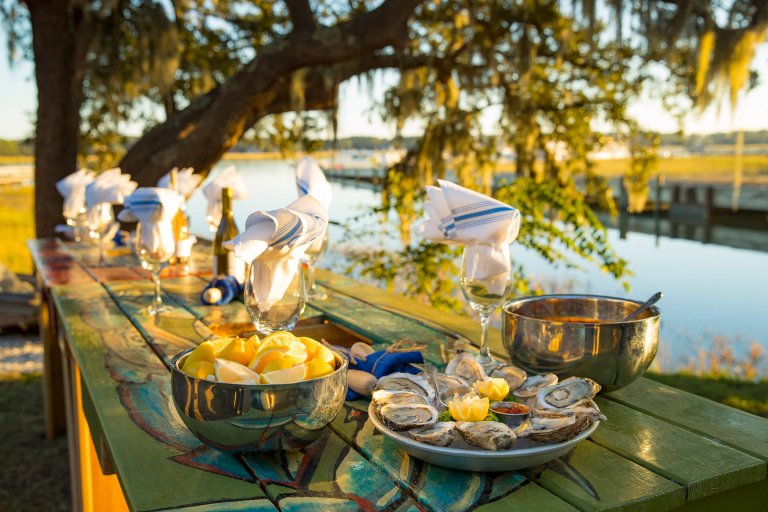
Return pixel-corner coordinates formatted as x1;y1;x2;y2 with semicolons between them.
28;238;768;512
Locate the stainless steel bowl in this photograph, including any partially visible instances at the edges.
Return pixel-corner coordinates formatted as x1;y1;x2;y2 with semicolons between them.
501;294;660;391
170;349;348;452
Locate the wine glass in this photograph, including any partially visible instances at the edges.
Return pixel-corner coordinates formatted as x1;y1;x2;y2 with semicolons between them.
135;222;175;315
244;258;306;333
65;208;86;243
87;202;115;266
460;243;513;372
302;229;329;300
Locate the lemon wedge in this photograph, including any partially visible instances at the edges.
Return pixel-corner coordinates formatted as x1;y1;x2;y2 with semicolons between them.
183;341;219;367
312;344;336;366
261;363;307;384
218;338;257;366
214;358;261;384
248;346;289;373
448;395;489;422
305;359;335;379
473;378;510;401
182;360;215;380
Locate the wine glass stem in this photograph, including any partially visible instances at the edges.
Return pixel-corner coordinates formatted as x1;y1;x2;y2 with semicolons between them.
153;271;163;310
479;312;491;360
307;262;317;294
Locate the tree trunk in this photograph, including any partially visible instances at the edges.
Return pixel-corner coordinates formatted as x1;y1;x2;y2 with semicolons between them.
26;0;87;238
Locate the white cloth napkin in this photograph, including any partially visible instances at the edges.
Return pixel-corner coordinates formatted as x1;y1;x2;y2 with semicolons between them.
118;187;181;258
224;195;328;309
57;169;95;219
85;168;137;208
157;167;202;199
296;157;332;253
419;180;521;294
202;166;247;229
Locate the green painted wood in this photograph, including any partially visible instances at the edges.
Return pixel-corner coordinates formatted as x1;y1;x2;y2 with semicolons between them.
672;479;768;512
533;441;685;511
473;483;578;512
590;398;766;501
606;378;768;462
51;282;275;511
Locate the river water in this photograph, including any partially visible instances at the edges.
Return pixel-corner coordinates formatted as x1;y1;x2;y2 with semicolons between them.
186;159;768;375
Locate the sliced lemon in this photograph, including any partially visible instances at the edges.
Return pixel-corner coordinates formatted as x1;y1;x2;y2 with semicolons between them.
473;377;510;401
312;344;336;366
261;331;296;347
182;360;215;380
448;395;489;422
248;346;290;373
262;358;298;373
297;337;321;359
245;334;261;350
214;358;261;384
208;337;235;352
261;363;307;384
183;341;219;367
305;359;334;380
217;338;257;366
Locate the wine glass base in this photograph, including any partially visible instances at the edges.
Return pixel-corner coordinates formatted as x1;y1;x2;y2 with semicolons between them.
307;291;328;301
475;352;502;374
146;304;173;316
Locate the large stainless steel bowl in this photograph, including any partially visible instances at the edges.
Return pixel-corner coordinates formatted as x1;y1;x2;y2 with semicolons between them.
170;349;348;451
501;294;660;391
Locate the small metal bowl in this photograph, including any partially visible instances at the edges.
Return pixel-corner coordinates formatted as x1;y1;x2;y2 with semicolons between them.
490;401;531;428
502;294;660;391
170;348;348;452
439;386;480;408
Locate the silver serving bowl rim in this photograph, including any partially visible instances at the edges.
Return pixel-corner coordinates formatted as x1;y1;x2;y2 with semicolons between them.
170;346;349;387
503;293;660;325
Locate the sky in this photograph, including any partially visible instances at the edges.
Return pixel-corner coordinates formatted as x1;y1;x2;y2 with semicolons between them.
2;32;768;141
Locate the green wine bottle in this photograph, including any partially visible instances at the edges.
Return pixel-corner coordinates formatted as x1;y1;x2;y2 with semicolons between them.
213;187;245;281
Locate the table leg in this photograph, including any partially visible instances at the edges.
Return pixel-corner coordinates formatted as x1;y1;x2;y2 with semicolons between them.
41;285;66;439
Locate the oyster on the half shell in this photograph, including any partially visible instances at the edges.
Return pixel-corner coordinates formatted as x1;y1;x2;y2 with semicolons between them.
378;403;438;431
513;373;558;407
536;377;601;410
525;400;604;443
409;422;457;446
433;373;468;393
445;352;487;384
456;421;517;451
374;372;436;402
372;389;429;409
489;365;528;391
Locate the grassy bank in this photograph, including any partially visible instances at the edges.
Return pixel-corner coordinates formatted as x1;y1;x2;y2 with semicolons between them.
0;185;34;275
0;373;70;510
646;372;768;418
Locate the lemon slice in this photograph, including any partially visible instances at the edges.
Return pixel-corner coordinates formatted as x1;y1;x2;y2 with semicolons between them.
448;395;489;422
218;338;257;366
312;344;336;366
297;337;321;359
183;341;219;367
261;363;307;384
473;378;510;401
182;360;215;380
214;358;261;384
248;346;289;372
305;359;335;379
260;331;296;348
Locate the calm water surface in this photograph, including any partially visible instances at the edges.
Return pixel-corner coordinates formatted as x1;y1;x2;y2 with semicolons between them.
187;160;768;372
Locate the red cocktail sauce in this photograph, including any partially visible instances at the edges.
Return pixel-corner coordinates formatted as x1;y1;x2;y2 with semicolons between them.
492;403;530;415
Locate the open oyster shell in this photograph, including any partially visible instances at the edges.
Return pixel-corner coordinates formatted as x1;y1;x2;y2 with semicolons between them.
513;373;558;408
409;422;457;446
374;372;436;402
445;352;487;384
378;403;438;431
536;377;601;410
456;421;517;451
525;400;604;443
489;365;528;391
372;389;429;409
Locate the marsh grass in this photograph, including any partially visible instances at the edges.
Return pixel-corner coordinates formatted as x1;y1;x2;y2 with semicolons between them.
0;185;34;275
0;373;70;511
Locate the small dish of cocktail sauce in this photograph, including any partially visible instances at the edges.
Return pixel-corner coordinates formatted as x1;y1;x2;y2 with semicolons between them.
490;401;531;428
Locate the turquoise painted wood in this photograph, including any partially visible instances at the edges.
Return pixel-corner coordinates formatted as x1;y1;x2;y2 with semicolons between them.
31;239;768;511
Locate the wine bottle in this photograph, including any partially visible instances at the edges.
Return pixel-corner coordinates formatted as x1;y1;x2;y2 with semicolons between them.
213;187;245;282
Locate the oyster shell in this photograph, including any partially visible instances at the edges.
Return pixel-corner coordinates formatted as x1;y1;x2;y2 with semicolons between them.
513;373;558;407
409;422;456;446
536;377;601;411
378;403;438;431
374;372;436;402
526;400;604;443
445;352;487;384
434;373;468;392
372;389;428;409
490;365;528;391
456;421;517;451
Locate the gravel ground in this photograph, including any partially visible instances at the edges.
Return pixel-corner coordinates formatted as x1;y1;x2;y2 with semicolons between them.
0;331;42;375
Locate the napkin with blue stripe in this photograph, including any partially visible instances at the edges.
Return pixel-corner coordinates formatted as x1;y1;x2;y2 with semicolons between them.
224;195;328;310
344;345;425;401
419;180;521;295
117;187;181;258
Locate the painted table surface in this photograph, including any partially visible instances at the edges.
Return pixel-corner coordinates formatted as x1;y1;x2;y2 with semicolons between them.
28;238;768;512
